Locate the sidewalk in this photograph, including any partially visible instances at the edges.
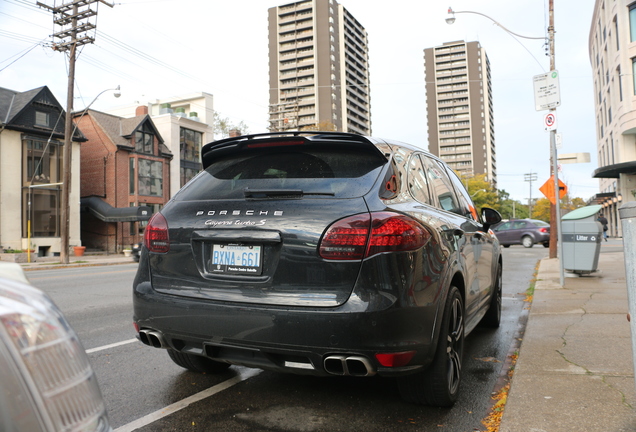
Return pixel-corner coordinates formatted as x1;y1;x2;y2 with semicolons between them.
500;238;636;432
19;252;135;271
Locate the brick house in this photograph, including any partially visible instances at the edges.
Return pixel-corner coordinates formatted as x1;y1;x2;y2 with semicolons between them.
0;85;84;257
74;108;172;253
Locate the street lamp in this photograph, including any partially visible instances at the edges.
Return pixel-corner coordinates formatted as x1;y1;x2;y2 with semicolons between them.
60;85;120;264
445;3;564;285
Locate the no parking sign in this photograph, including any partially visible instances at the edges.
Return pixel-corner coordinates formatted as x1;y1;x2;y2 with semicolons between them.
544;112;557;131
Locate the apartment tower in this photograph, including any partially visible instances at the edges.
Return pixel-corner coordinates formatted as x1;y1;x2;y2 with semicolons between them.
588;0;636;237
424;40;496;186
268;0;371;134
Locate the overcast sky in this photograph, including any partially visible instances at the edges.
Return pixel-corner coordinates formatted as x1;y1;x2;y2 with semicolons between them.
0;0;597;203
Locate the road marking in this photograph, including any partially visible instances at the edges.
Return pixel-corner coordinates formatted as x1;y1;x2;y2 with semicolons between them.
113;368;262;432
86;338;138;354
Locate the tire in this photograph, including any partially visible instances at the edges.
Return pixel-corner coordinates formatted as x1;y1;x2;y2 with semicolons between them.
481;264;502;328
502;244;510;248
167;349;231;373
398;286;464;406
542;242;549;248
521;236;534;248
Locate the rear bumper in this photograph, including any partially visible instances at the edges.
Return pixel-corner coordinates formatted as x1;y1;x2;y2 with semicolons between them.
133;280;440;377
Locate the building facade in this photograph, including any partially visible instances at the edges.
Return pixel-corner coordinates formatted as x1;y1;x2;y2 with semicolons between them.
74;109;172;252
0;86;83;257
589;0;636;237
424;40;497;187
268;0;371;134
107;93;214;198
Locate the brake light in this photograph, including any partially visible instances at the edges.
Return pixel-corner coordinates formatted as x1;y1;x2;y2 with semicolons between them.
145;212;170;253
539;227;548;233
319;212;430;260
246;140;304;148
375;351;416;367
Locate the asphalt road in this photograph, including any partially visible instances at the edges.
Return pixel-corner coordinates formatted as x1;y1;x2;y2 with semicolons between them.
27;245;547;431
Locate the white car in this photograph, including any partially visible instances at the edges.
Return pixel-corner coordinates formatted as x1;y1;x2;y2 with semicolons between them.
0;262;112;432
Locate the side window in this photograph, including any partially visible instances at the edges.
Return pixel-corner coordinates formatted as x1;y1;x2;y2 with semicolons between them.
445;167;478;220
407;154;431;204
421;156;460;213
495;222;511;231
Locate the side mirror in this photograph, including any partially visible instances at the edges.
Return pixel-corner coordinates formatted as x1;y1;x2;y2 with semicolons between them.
481;207;502;232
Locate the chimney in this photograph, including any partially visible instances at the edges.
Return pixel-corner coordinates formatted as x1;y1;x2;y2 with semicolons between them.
136;105;149;116
229;129;241;138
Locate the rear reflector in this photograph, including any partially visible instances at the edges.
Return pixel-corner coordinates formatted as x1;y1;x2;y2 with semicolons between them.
375;351;416;367
145;212;170;253
319;212;430;260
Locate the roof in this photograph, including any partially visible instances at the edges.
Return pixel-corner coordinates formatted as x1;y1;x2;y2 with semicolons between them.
80;197;153;222
593;161;636;179
0;85;85;141
80;109;171;155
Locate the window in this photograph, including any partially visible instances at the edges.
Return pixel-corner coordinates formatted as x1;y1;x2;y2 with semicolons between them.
631;4;636;42
129;158;135;194
408;154;431;205
135;125;154;154
421;156;459;213
615;16;620;50
138;159;163;196
22;139;62;237
632;58;636;95
35;111;49;127
180;128;202;187
618;66;623;101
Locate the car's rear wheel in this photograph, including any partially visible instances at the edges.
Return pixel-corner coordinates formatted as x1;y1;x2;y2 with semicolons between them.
543;242;549;248
398;286;464;406
502;244;510;248
481;264;502;328
167;349;231;373
521;235;534;248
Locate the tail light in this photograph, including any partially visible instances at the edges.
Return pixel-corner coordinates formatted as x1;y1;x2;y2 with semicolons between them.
145;212;170;253
0;277;111;432
539;227;549;233
319;212;430;260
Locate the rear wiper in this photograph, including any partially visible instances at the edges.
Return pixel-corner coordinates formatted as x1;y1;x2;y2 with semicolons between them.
243;188;335;198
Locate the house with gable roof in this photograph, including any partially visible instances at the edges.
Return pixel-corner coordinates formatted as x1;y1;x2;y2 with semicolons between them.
74;109;172;253
0;85;85;257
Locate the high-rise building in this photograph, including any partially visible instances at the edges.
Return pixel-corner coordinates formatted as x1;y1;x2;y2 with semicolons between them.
424;40;496;186
588;0;636;237
268;0;371;135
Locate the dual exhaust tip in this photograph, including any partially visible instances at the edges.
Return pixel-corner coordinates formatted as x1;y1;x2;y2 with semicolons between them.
138;330;376;377
323;355;376;377
138;329;167;349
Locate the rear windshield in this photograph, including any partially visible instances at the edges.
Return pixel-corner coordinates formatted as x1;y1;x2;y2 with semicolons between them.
175;145;386;201
531;220;549;227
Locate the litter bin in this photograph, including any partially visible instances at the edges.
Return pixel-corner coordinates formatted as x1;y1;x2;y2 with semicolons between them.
561;204;603;274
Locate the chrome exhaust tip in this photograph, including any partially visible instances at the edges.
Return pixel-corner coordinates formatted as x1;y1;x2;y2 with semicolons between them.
324;355;376;377
138;329;167;349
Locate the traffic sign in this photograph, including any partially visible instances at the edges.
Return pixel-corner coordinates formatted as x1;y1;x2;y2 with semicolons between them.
539;175;567;205
534;70;561;111
544;112;557;131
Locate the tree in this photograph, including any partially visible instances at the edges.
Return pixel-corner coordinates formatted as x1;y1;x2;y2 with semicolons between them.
532;194;586;221
212;111;250;139
531;198;551;222
464;174;498;210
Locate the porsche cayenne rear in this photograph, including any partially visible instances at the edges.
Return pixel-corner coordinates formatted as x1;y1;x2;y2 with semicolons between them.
132;132;503;406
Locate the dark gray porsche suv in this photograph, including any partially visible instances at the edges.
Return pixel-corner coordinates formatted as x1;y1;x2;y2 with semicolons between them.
133;132;502;407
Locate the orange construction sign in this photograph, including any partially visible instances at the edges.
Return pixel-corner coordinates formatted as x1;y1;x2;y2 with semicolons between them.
539;175;567;205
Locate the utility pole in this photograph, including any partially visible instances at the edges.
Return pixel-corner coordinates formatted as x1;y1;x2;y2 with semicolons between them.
37;0;113;264
524;172;537;216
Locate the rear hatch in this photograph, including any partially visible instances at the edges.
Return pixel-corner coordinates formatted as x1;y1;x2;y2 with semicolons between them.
148;134;388;307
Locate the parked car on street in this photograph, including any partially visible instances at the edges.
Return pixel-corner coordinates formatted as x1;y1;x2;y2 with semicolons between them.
493;219;550;248
0;262;112;432
132;132;503;407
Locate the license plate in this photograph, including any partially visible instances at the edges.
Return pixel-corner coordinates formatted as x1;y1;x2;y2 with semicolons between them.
210;244;262;275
